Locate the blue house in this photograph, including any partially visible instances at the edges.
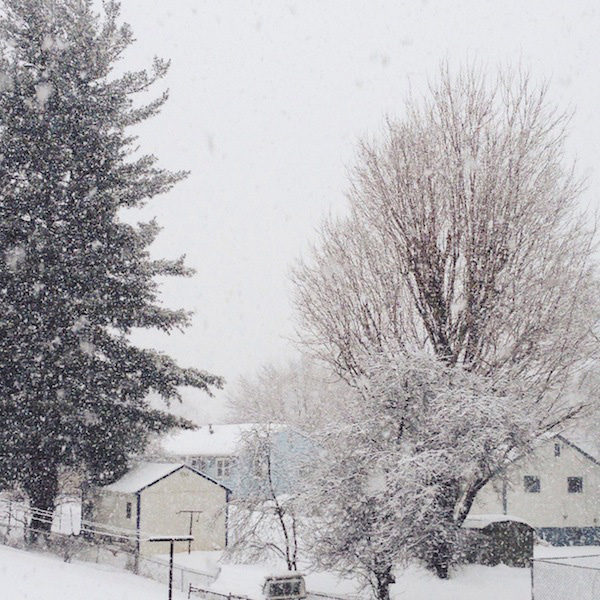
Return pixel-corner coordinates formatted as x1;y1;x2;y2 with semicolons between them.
160;423;311;498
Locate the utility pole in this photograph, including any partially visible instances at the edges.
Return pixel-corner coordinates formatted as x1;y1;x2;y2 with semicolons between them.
148;536;194;600
177;510;203;554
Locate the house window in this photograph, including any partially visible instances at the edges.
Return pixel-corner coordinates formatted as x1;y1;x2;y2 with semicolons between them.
554;443;561;457
253;455;267;477
126;502;132;519
524;475;540;493
190;457;206;471
568;477;583;493
216;458;230;478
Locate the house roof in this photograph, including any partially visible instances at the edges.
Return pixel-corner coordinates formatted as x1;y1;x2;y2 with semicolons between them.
162;423;285;457
103;462;230;494
556;434;600;467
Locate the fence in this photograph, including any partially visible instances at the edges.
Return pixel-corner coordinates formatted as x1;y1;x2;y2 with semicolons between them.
188;584;249;600
0;498;219;593
187;585;357;600
0;498;358;600
532;555;600;600
138;554;220;591
306;593;357;600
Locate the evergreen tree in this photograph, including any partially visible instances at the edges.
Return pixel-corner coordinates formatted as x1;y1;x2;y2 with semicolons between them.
0;0;223;536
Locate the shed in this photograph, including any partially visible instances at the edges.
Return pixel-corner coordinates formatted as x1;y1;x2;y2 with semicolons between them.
93;462;231;556
462;514;534;567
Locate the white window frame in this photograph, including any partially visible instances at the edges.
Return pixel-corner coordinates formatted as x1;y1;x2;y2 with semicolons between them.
216;457;230;478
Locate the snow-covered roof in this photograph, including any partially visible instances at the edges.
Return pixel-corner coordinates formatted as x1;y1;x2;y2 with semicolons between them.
462;514;532;529
103;462;231;494
103;462;185;494
162;423;279;457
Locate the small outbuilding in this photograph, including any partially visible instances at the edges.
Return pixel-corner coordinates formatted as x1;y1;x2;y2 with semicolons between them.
461;514;535;568
93;462;231;556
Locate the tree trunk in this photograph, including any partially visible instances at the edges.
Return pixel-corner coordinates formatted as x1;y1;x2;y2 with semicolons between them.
80;478;95;541
428;539;452;579
374;565;395;600
23;463;59;543
423;479;460;579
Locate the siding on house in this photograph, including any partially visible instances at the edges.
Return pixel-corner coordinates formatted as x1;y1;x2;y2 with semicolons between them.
94;489;138;538
161;424;254;490
137;467;228;555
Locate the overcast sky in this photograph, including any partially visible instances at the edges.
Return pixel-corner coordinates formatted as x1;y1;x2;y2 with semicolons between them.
110;0;600;422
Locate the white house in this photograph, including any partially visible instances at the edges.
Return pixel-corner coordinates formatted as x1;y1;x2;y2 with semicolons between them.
93;462;231;555
469;435;600;544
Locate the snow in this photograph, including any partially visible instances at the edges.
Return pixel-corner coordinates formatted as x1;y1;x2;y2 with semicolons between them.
165;549;539;600
167;552;364;599
462;514;532;529
162;423;262;456
534;544;600;571
104;462;185;494
535;545;600;559
53;500;82;535
5;541;600;600
393;563;530;600
212;563;274;598
34;81;53;108
0;544;187;600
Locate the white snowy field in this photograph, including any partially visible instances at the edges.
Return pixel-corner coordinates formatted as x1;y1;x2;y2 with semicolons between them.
0;544;187;600
168;549;535;600
3;542;600;600
171;545;600;600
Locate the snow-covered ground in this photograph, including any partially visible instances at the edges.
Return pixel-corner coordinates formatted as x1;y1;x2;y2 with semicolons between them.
171;545;600;600
167;548;537;600
3;542;600;600
0;544;187;600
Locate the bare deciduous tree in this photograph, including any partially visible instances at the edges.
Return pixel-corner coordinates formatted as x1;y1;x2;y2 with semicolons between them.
227;356;346;433
292;67;600;578
225;425;303;571
293;68;598;388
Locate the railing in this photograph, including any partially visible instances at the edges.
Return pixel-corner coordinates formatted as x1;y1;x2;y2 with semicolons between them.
0;498;219;592
0;499;359;600
139;554;220;591
188;584;249;600
306;593;358;600
188;585;357;600
532;555;600;600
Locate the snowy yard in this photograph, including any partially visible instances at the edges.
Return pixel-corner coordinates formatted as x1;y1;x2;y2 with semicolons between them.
3;540;600;600
164;547;548;600
169;545;600;600
0;544;187;600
